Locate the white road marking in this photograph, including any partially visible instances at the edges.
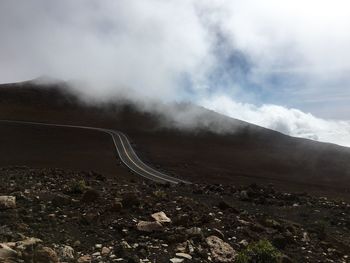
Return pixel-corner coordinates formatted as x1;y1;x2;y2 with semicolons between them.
0;120;189;184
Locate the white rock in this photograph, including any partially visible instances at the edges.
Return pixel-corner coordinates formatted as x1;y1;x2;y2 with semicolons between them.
92;251;101;257
151;211;171;223
175;252;192;260
170;258;184;263
101;247;110;256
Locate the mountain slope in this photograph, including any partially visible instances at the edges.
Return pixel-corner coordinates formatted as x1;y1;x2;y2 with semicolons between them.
0;80;349;199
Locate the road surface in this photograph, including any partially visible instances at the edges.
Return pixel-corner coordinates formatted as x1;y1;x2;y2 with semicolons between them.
0;120;189;184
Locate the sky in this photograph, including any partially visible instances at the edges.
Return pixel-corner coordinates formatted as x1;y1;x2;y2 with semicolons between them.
0;0;350;146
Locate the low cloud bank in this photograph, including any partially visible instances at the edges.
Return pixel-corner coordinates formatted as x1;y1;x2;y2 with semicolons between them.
1;0;350;146
200;95;350;147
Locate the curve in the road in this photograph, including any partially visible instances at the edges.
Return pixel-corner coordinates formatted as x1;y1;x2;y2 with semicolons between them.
0;120;190;184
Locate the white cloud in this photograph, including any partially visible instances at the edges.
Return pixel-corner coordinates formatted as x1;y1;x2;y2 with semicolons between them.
0;0;350;146
200;95;350;147
0;0;213;100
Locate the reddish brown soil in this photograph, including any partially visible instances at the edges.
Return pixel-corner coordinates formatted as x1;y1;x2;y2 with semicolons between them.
0;80;350;200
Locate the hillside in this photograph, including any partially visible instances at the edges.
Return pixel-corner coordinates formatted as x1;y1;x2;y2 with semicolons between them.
0;80;350;200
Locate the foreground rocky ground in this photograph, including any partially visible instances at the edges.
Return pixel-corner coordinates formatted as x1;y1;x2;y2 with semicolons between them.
0;167;349;262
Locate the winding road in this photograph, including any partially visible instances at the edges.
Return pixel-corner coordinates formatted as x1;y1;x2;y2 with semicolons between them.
0;120;190;184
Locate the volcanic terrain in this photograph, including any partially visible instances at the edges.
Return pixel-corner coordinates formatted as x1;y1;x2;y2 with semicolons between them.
0;80;350;200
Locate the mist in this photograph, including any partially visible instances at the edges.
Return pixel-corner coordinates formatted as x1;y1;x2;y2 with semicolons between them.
1;0;350;146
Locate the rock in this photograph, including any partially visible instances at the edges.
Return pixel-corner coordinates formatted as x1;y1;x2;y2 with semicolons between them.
175;252;192;260
58;245;75;261
0;196;16;210
16;237;42;250
101;247;110;256
170;258;184;263
81;189;100;203
137;221;163;232
175;241;194;254
185;227;202;237
0;243;18;261
151;211;171;223
301;232;310;243
239;239;249;247
206;236;237;263
92;252;100;257
121;241;132;249
34;246;59;263
77;254;92;263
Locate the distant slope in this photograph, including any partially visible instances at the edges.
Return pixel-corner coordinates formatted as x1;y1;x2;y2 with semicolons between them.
1;80;350;199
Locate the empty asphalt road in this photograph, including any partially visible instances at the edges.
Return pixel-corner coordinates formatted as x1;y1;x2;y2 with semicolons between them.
0;120;189;184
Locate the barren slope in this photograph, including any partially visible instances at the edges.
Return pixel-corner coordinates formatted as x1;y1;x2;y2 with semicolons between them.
0;80;349;199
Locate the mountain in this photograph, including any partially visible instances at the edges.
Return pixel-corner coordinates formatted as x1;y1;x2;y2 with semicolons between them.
0;80;350;200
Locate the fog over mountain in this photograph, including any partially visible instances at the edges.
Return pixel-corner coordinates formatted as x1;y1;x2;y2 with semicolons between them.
1;0;350;146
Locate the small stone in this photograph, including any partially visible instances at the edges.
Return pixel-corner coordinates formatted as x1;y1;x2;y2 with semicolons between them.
186;227;202;237
0;196;16;210
302;232;310;243
101;247;111;256
170;258;184;263
121;241;131;249
77;255;92;263
151;211;171;223
95;244;102;249
239;239;249;247
137;221;163;232
92;251;101;257
175;253;192;260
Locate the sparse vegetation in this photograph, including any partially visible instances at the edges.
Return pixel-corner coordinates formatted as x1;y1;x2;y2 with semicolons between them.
236;240;282;263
